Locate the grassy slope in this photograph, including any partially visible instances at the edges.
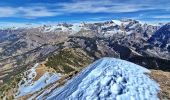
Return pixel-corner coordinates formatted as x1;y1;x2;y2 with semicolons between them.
150;70;170;100
45;48;94;74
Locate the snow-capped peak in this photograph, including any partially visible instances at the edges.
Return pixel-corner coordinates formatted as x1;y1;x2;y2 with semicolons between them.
46;58;160;100
112;20;122;26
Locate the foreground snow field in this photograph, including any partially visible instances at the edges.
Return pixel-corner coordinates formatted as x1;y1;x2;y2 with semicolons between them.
46;58;160;100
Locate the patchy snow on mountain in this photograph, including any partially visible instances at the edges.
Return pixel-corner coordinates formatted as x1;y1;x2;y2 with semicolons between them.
16;63;60;98
126;30;134;35
112;20;122;26
46;58;160;100
70;23;82;32
129;23;138;29
43;25;69;32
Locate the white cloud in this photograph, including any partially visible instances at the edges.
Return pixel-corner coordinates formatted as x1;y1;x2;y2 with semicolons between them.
0;7;17;17
0;0;169;19
57;0;169;13
18;7;60;18
153;15;170;18
0;6;60;18
58;1;140;13
0;22;40;27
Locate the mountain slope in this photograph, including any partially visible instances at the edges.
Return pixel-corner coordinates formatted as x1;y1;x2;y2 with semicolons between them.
145;23;170;59
0;19;169;100
149;23;170;51
149;23;170;43
42;58;160;100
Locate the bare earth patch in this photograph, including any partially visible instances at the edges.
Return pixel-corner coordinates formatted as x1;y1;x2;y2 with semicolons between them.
33;62;55;81
150;70;170;100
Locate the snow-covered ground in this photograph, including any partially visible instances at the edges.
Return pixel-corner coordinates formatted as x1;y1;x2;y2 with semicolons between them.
15;63;60;98
46;58;160;100
112;20;122;26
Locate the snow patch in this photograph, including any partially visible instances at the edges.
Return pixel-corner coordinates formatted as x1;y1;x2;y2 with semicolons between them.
71;24;82;32
112;20;122;26
43;25;69;32
16;63;60;98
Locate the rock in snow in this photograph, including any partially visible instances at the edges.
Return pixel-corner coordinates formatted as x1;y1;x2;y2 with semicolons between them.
45;58;160;100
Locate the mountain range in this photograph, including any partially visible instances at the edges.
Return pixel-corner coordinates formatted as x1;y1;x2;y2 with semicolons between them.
0;19;170;100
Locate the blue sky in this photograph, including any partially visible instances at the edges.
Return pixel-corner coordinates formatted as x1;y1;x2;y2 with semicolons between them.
0;0;170;25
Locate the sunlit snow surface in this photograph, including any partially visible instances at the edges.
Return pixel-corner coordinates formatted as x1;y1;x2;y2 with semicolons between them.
112;20;122;26
16;63;60;97
47;58;160;100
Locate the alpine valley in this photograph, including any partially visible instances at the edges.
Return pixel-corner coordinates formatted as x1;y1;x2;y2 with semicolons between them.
0;19;170;100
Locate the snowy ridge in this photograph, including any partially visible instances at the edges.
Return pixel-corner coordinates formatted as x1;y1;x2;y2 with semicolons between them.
46;58;160;100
